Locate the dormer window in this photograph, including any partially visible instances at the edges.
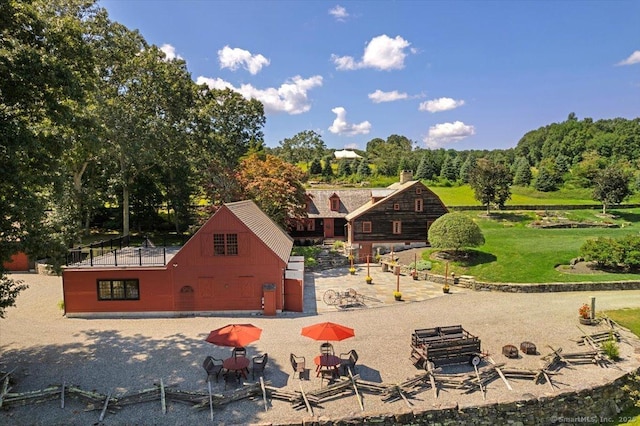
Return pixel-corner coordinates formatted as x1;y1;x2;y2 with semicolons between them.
329;194;340;212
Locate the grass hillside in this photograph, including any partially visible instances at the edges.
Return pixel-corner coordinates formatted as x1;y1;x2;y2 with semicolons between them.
430;185;603;206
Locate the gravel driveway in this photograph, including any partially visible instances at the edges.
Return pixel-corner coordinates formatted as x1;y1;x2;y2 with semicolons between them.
1;271;640;425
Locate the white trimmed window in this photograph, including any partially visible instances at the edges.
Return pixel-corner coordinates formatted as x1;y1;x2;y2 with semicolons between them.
392;221;402;234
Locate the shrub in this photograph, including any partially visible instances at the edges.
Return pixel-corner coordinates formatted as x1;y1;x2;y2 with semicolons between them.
332;241;345;251
580;235;640;270
409;260;432;271
601;336;620;360
428;213;485;253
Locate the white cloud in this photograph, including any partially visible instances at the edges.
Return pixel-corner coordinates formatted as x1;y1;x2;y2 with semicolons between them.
419;97;465;112
423;121;475;148
332;34;412;71
329;5;349;21
328;107;371;136
195;75;323;115
195;76;234;90
343;143;358;150
368;90;408;103
218;46;270;75
617;50;640;66
160;44;182;61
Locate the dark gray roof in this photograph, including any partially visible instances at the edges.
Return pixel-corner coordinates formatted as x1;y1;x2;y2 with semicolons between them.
225;200;293;264
305;189;373;218
345;180;419;221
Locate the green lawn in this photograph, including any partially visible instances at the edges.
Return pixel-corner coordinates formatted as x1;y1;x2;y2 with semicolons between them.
424;209;640;283
605;309;640;336
430;185;601;207
602;308;640;426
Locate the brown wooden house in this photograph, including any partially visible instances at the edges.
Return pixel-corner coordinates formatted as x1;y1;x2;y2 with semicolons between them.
62;200;304;318
290;172;448;258
345;172;449;260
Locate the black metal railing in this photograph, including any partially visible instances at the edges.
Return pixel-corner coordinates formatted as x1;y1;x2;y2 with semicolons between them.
66;246;167;267
65;236;166;267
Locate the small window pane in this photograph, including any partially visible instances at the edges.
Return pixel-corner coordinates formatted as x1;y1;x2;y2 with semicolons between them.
98;281;112;300
112;281;125;299
214;234;225;255
125;281;139;299
226;234;238;255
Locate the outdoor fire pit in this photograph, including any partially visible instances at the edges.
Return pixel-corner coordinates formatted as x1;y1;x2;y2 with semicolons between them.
520;341;537;355
502;344;519;358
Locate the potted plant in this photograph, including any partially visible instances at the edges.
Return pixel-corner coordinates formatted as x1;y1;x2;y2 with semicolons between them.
578;303;593;325
365;275;373;284
393;291;402;301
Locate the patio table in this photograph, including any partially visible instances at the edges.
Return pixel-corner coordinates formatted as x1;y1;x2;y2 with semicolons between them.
314;354;340;377
223;356;250;379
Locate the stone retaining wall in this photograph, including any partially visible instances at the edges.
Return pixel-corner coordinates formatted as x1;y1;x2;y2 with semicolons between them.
414;271;640;293
455;277;640;293
291;368;640;425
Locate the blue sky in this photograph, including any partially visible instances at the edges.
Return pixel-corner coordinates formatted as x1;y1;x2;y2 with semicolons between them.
99;0;640;152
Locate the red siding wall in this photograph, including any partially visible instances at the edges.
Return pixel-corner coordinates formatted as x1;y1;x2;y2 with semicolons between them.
63;268;171;314
3;252;29;271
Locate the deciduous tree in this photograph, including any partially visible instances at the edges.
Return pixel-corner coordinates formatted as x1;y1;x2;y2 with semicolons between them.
592;166;631;215
237;154;308;228
468;158;512;214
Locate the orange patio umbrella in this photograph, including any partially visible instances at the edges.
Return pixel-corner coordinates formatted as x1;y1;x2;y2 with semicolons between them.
301;321;355;342
205;323;262;348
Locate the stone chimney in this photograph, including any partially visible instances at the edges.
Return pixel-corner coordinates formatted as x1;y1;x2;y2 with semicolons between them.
400;170;413;184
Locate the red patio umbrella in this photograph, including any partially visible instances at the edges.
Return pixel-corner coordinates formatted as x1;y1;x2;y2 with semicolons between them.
301;321;355;342
205;323;262;348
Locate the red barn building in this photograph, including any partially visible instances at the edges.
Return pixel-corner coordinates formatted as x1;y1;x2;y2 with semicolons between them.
3;251;30;271
62;200;303;318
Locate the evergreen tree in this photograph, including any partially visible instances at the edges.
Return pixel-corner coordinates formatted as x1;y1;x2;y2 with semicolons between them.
534;167;559;192
338;159;352;176
459;156;476;183
513;157;532;186
415;151;438;180
309;158;322;175
440;154;458;181
357;159;371;177
322;157;334;178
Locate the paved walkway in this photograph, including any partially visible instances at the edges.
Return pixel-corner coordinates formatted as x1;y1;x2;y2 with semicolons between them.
304;262;466;314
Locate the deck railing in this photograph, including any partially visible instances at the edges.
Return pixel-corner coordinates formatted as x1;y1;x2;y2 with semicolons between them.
65;235;168;267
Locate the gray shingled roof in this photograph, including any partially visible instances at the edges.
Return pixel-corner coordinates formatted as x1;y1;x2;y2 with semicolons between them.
225;200;293;264
345;180;419;221
305;189;373;218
